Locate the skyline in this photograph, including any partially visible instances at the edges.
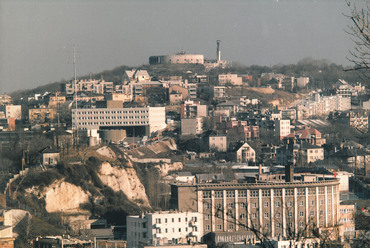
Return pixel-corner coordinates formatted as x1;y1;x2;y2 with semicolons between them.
0;0;364;93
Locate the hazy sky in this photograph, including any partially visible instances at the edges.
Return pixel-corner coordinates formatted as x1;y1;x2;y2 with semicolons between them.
0;0;364;93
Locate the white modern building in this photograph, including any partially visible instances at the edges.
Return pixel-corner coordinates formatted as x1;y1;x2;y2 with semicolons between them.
72;106;166;135
4;105;22;120
274;119;291;139
127;211;203;248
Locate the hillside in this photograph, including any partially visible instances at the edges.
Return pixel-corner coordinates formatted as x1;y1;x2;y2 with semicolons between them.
7;143;181;227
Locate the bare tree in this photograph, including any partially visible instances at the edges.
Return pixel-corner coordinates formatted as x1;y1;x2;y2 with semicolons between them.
345;1;370;78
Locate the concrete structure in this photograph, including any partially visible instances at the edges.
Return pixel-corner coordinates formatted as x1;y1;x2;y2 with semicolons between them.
181;118;203;135
274;119;290;139
108;89;133;103
170;173;341;241
72;106;166;135
48;95;66;108
127;211;203;248
218;74;242;86
209;135;227;152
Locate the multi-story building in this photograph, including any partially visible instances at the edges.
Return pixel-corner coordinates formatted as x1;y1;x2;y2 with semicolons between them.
209;135;227;152
127;211;203;248
181;118;203;135
213;86;226;99
235;142;255;163
123;69;151;83
274;119;291;139
72;106;166;135
29;107;56;124
338;204;356;239
62;79;114;95
170;171;341;243
297;95;351;118
149;53;204;65
218;74;242;86
181;100;208;119
296;77;309;88
2;105;22;120
48;95;66;108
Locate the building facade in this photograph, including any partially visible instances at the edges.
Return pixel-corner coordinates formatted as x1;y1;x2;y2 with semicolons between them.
170;177;340;241
72;106;166;135
127;211;203;248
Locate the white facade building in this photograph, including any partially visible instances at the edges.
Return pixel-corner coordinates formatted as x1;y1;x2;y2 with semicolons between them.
5;105;22;120
72;106;166;134
127;211;203;248
274;119;291;139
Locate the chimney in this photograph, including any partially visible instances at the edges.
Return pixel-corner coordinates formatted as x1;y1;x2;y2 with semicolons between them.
285;164;294;182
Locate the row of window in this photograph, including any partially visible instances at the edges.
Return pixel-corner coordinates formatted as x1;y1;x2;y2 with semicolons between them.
202;187;336;199
76;110;148;115
155;216;197;224
204;199;333;209
79;115;147;120
78;121;148;126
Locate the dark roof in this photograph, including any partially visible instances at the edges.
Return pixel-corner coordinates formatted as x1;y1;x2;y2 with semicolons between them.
42;148;60;154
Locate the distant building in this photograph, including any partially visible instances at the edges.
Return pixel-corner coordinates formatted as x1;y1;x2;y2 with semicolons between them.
339;204;356;239
181;118;203;135
4;105;22;120
235;142;256;163
123;69;151;83
181;100;208;119
62;79;114;95
127;211;203;248
42;148;60;167
29;107;56;124
218;73;242;86
209;135;227;152
296;77;309;88
149;52;204;65
274;119;290;139
72;106;166;136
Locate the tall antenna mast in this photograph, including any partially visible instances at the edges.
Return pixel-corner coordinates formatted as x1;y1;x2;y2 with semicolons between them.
73;44;79;145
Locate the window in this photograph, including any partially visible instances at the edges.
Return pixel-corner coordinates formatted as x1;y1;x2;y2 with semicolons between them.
165;228;168;233
287;201;292;207
240;202;246;208
320;200;324;205
252;213;257;219
264;202;269;207
310;211;315;216
320;210;323;216
217;225;222;230
265;223;269;228
229;224;234;229
300;201;304;206
288;211;293;217
228;202;234;208
262;190;270;197
205;214;210;220
203;191;211;199
172;218;174;222
206;225;210;231
165;218;167;223
205;203;210;209
276;202;281;207
264;213;269;218
276;212;281;218
178;218;181;222
238;190;247;197
178;228;181;232
215;191;223;198
250;190;259;197
226;190;235;198
216;203;222;209
300;212;304;217
311;200;314;206
240;213;245;219
277;223;281;228
252;202;257;208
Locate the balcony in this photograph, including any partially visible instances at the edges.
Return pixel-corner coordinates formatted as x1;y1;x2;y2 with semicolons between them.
189;231;200;237
153;223;162;228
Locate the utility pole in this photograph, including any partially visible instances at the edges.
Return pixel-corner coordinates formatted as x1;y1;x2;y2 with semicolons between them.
73;44;79;146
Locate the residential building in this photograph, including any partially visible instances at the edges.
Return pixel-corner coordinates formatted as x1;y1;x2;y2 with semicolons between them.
123;69;151;83
339;204;356;239
62;79;114;95
235;142;256;163
127;211;203;248
181;118;203;135
181;100;208;119
283;127;326;147
213;86;226;99
276;142;324;165
111;86;134;102
48;95;66;108
274;119;290;139
29;107;56;124
209;135;227;152
218;73;242;86
3;105;21;120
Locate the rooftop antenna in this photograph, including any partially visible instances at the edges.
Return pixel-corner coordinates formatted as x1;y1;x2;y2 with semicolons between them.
73;44;79;145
